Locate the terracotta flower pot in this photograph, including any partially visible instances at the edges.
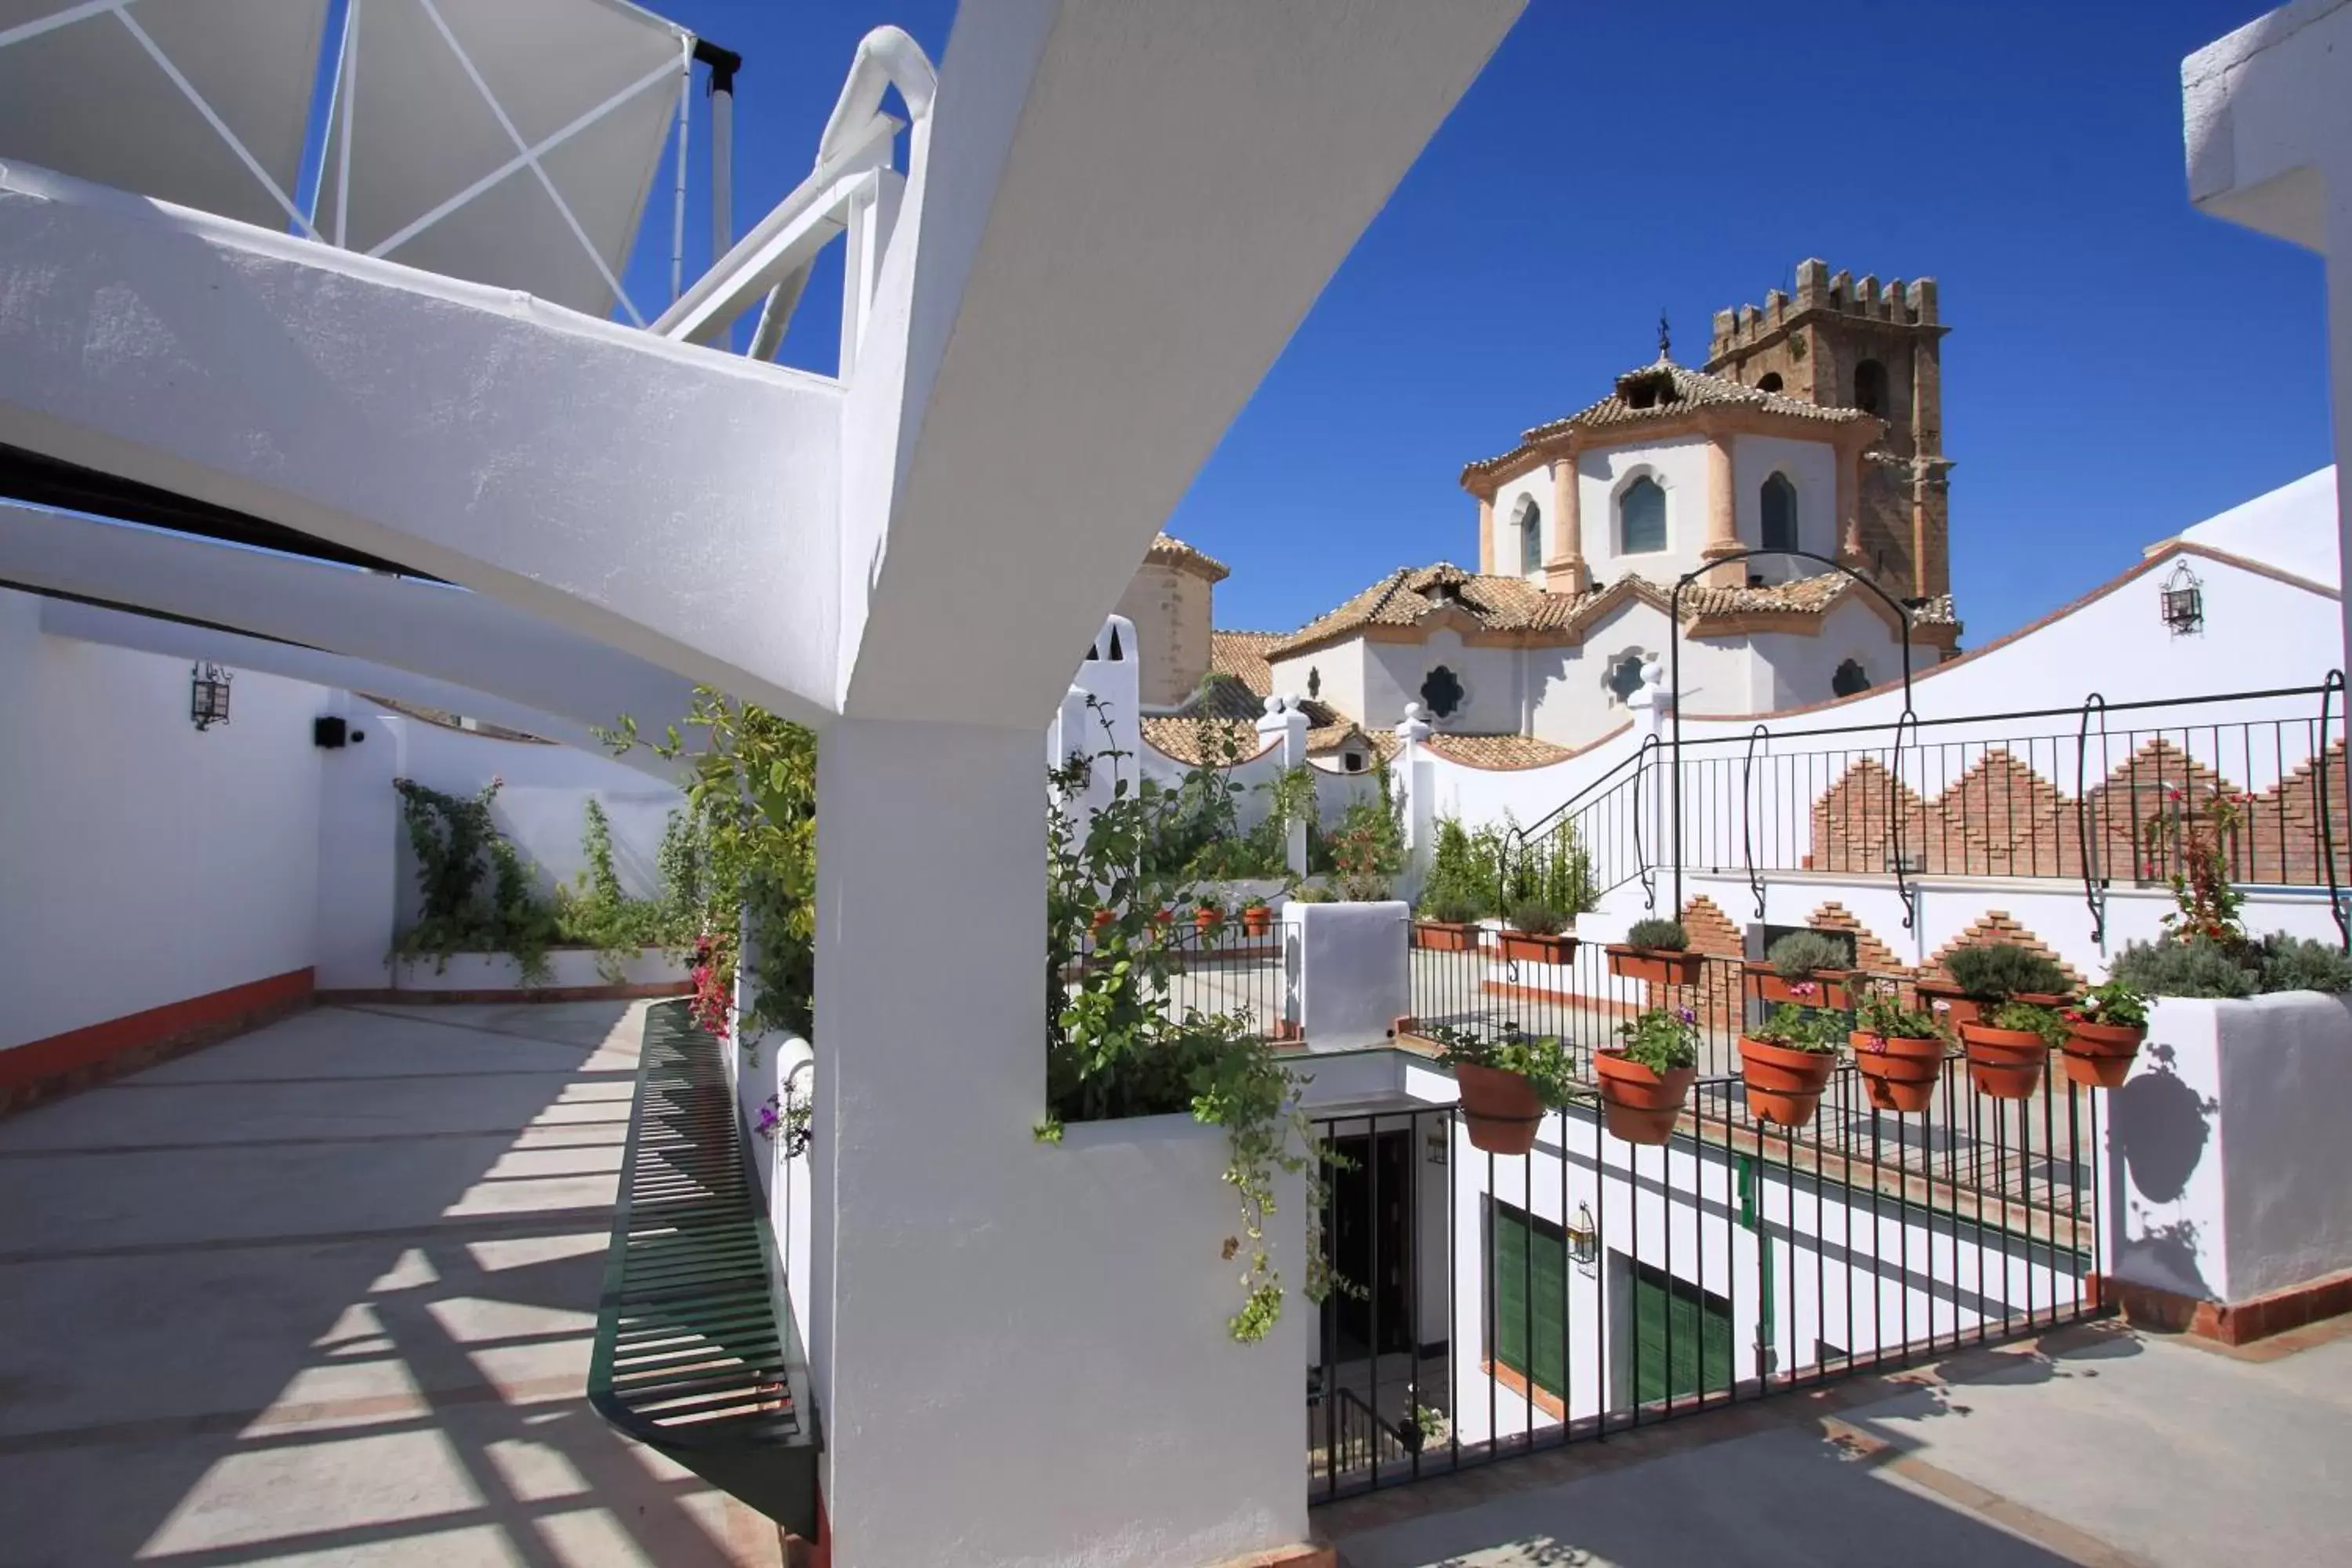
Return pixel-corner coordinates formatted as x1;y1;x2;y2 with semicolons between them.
1958;1022;2050;1101
1090;909;1116;934
1737;1036;1838;1127
1916;983;2072;1032
1240;906;1272;938
2060;1020;2146;1090
1593;1051;1696;1145
1414;921;1479;953
1454;1062;1545;1156
1193;909;1225;936
1606;945;1704;985
1849;1029;1946;1113
1497;931;1578;966
1745;964;1853;1009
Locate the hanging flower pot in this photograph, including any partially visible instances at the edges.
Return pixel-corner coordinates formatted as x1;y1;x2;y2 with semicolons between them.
1193;906;1225;937
1497;931;1578;966
1958;1019;2051;1101
2060;1020;2145;1089
1413;920;1479;953
1606;945;1703;985
1737;1036;1838;1127
1745;964;1854;1009
1090;909;1116;935
1849;1029;1946;1113
1911;979;1980;1031
1594;1051;1696;1145
1454;1062;1545;1156
1240;904;1273;939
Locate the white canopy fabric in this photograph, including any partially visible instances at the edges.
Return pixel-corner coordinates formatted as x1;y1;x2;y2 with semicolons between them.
0;0;691;321
0;0;331;233
317;0;690;321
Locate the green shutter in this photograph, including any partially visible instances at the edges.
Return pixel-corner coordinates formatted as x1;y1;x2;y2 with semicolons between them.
1490;1203;1566;1399
1630;1261;1733;1406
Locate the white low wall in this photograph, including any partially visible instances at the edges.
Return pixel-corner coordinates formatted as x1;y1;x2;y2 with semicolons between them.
386;947;685;993
1290;901;1410;1047
2108;992;2352;1305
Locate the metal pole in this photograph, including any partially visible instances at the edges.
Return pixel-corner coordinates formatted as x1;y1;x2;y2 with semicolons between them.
334;0;360;247
670;41;690;303
698;41;742;268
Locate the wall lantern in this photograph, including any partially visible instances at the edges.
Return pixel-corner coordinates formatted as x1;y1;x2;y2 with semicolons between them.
190;662;233;731
1566;1201;1599;1270
2161;562;2205;637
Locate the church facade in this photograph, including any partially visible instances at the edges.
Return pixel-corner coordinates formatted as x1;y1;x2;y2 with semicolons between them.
1125;262;1963;768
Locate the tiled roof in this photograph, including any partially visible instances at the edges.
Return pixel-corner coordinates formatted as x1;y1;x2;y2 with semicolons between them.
1145;532;1229;581
1207;630;1283;695
1422;733;1573;769
1265;561;1942;659
1141;676;1354;766
1462;355;1873;482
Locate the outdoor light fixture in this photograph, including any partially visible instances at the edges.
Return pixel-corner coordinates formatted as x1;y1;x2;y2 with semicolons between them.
2161;562;2205;637
1566;1202;1599;1269
189;662;233;731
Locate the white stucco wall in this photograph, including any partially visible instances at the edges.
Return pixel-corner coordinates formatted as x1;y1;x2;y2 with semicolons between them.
1489;468;1552;579
1366;629;1523;734
0;588;328;1050
1732;434;1842;574
1579;435;1711;585
2109;992;2352;1305
1271;641;1368;730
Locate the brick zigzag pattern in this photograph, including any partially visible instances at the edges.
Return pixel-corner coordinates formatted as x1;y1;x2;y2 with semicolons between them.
1679;897;2082;1011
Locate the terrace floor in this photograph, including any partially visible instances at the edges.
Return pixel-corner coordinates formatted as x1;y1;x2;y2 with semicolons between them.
1319;1315;2352;1566
0;999;782;1567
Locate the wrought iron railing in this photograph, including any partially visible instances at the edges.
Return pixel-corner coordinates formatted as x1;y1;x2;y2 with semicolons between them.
1318;942;2105;1501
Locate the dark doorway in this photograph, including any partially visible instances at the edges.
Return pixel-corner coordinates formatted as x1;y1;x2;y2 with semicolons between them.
1330;1128;1416;1357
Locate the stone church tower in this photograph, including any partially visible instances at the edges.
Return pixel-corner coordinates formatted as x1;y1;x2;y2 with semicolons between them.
1704;259;1951;601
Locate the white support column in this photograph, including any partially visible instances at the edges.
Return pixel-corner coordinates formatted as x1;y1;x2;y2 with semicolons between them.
1393;700;1435;896
1257;694;1312;877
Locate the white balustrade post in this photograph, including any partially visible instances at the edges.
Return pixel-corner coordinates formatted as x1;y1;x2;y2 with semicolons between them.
1393;701;1435;896
1257;695;1312;877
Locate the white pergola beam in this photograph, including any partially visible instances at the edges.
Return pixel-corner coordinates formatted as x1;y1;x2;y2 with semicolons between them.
0;161;844;728
0;500;699;753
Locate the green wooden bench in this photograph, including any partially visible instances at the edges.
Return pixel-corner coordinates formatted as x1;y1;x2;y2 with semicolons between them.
587;1001;818;1537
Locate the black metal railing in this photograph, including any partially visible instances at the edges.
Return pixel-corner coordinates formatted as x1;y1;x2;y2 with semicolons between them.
1316;951;2104;1501
1070;912;1290;1042
1504;682;2350;935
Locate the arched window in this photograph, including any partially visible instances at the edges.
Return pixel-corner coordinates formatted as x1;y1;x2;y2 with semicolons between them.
1605;652;1648;705
1420;666;1465;720
1756;371;1784;394
1853;359;1887;417
1761;472;1798;553
1516;499;1544;575
1832;658;1871;698
1619;477;1666;555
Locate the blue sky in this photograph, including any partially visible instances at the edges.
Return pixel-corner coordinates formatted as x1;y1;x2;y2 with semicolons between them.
620;0;2332;647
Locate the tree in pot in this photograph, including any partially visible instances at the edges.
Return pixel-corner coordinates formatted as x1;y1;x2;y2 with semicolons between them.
1427;1025;1576;1156
1414;888;1484;953
1748;930;1856;1008
2056;979;2148;1088
1607;917;1701;985
1944;944;2072;1101
1924;942;2070;1030
1849;982;1948;1113
1596;1006;1699;1145
1737;1004;1842;1127
1496;898;1577;965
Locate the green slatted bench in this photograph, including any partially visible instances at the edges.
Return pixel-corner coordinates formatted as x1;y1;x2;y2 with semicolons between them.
587;1001;818;1537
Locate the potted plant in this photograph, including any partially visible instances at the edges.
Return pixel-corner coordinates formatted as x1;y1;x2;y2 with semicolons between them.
1090;907;1116;936
1595;1007;1699;1145
1745;930;1857;1008
1849;982;1949;1113
1413;889;1483;953
1919;942;2071;1030
1738;1004;1842;1127
1239;898;1274;939
1606;918;1703;985
2052;979;2147;1088
1428;1025;1575;1155
1496;899;1578;966
1943;944;2073;1101
1192;895;1226;937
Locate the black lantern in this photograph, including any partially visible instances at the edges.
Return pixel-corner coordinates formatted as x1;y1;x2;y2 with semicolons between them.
190;662;233;731
2161;563;2205;637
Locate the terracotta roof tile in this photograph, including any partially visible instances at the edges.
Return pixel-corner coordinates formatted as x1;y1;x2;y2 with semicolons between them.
1207;630;1282;695
1145;532;1229;581
1421;733;1573;769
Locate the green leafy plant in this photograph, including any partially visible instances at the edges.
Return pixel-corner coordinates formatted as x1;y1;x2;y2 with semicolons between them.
1418;817;1500;920
551;800;706;982
2142;785;2250;949
1503;822;1599;920
391;777;560;984
1767;930;1850;979
1424;1024;1579;1107
1853;981;1941;1040
1986;1000;2071;1047
1611;1006;1699;1073
2108;935;2252;999
1747;1003;1842;1054
2066;979;2149;1031
1943;942;2070;1003
1416;888;1483;926
2256;933;2352;995
1505;899;1567;936
1322;764;1406;901
1625;917;1688;953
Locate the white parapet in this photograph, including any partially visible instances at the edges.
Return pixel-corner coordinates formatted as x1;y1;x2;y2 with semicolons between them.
1290;900;1410;1050
2108;991;2352;1305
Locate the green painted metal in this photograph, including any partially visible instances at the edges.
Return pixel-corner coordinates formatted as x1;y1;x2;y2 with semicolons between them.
587;1002;818;1537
